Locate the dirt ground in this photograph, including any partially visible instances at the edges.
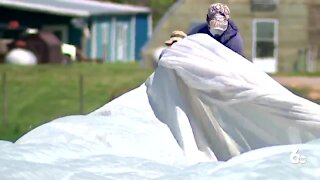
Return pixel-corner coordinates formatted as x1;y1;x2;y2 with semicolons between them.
273;77;320;100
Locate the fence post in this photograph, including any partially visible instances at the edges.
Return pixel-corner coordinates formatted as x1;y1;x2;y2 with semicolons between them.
79;74;84;114
2;72;7;127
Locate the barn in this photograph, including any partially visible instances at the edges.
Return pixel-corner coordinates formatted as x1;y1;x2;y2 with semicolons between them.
0;0;152;62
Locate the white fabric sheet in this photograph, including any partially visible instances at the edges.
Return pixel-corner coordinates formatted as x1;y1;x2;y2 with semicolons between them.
0;34;320;179
147;34;320;161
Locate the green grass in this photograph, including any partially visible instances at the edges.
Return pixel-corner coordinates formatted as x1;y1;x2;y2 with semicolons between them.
285;86;320;104
273;72;320;77
0;62;153;141
1;63;318;142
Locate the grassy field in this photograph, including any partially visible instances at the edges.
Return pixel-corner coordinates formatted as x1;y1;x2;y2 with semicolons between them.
0;62;153;141
1;63;319;142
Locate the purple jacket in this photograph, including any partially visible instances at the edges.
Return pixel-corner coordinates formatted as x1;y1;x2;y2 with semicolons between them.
188;20;245;57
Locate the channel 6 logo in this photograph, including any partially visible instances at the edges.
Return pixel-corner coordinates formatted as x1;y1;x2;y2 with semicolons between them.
290;149;307;164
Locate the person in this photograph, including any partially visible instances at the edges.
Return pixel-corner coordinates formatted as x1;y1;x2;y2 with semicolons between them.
188;3;245;57
164;30;187;47
153;30;187;67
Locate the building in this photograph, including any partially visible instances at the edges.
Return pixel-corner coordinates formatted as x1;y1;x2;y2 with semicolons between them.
142;0;320;73
0;0;152;62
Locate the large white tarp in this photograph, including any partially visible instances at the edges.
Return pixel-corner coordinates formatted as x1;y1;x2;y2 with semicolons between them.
1;34;320;179
147;34;320;161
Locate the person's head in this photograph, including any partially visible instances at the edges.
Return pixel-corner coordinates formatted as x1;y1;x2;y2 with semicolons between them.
164;30;187;47
206;3;230;36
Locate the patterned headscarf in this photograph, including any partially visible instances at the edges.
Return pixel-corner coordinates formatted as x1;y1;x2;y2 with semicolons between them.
207;3;230;31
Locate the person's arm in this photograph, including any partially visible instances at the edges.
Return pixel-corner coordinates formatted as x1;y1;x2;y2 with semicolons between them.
225;33;245;57
188;23;207;35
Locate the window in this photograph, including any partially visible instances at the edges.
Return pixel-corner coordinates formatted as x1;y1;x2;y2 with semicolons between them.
255;21;275;58
252;19;278;73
